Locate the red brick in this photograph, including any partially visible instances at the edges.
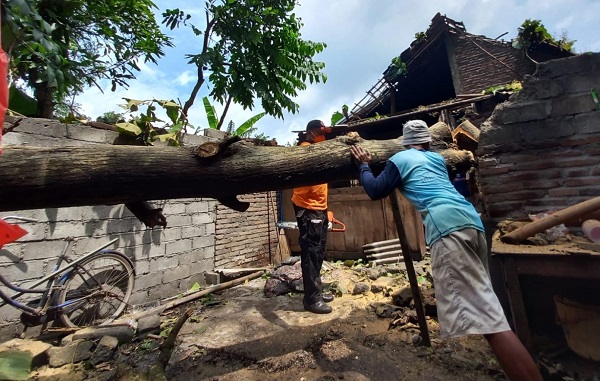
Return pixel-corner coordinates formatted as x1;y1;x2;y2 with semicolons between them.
513;161;556;171
561;134;600;147
548;188;580;197
478;165;513;176
565;177;600;187
521;179;562;190
555;157;600;167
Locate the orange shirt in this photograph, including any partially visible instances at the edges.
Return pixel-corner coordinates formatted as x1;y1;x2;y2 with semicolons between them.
291;142;328;210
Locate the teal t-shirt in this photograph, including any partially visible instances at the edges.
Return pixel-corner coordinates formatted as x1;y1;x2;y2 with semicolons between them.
389;149;484;245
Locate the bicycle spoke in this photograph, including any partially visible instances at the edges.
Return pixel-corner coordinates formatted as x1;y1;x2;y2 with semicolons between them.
57;252;134;328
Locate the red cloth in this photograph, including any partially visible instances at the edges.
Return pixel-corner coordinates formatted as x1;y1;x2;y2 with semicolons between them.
0;219;28;248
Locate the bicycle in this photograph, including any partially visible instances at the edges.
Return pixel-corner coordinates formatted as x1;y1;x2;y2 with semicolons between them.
0;216;135;331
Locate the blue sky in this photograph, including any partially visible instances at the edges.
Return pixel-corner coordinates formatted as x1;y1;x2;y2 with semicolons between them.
76;0;600;146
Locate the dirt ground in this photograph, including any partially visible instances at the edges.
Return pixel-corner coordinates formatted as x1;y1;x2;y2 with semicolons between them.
30;260;599;381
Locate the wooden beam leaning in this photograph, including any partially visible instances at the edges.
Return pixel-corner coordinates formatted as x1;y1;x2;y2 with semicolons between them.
388;189;431;347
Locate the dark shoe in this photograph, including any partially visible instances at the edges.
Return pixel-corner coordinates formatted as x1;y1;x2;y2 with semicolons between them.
322;293;334;303
304;301;333;314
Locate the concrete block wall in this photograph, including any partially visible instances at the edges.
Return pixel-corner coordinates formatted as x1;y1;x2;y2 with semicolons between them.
477;53;600;221
0;118;273;340
451;35;536;95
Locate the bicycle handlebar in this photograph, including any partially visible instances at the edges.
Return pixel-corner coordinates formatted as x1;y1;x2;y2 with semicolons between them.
1;216;39;223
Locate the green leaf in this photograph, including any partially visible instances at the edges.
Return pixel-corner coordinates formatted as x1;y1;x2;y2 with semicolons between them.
156;132;176;142
234;112;266;136
202;96;219;129
116;122;143;136
188;282;201;293
0;350;32;380
331;111;343;126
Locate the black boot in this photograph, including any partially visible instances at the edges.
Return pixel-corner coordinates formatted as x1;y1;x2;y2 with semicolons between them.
304;301;332;314
322;293;334;303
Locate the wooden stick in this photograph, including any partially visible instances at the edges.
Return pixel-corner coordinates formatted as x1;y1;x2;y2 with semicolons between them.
158;308;193;367
389;190;431;347
501;196;600;244
113;270;265;324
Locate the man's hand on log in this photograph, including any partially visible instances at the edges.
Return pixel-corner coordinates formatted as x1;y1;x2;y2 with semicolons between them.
350;145;372;165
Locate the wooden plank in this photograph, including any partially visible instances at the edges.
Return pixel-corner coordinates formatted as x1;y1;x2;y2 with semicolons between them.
395;192;427;260
501;257;533;351
389;189;431;347
513;256;600;279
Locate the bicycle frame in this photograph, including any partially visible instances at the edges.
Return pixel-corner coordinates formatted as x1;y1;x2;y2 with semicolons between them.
0;238;119;318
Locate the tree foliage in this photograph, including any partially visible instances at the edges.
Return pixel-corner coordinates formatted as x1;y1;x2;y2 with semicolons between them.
515;19;576;53
162;0;327;125
116;98;186;146
2;0;172;117
201;96;266;137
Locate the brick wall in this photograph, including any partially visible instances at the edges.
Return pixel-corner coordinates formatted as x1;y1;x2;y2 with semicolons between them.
477;53;600;221
215;192;278;269
0;119;275;340
451;34;536;94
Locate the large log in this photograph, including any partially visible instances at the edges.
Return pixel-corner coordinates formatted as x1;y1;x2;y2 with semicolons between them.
0;136;473;212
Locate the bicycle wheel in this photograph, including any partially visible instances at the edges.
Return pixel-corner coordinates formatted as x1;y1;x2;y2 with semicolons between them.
57;251;134;328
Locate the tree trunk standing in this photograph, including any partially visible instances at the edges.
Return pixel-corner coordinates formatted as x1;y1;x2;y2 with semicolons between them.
33;84;54;118
0;136;474;212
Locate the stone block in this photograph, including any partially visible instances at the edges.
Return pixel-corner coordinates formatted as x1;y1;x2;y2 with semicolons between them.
89;336;119;366
0;338;52;368
136;315;161;337
15;118;67;138
494;101;551;125
162;265;191;283
21;240;68;261
203;128;227;139
562;73;600;95
521;118;575;142
573;112;600;135
204;271;221;285
535;53;600;79
521;78;564;99
2;132;66;147
165;239;193;256
550;93;596;117
48;340;94;367
149;256;178;273
478;122;523;148
66;124;114;144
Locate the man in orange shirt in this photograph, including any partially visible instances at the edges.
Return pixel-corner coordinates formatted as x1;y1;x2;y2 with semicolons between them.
292;120;334;314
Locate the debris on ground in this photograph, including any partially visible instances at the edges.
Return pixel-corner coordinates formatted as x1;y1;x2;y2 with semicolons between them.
3;257;598;381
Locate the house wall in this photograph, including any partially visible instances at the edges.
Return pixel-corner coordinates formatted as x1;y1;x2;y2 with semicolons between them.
477;53;600;222
0;119;275;340
449;34;536;95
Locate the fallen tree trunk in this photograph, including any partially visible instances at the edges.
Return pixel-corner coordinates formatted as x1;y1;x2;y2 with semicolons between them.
0;136;473;212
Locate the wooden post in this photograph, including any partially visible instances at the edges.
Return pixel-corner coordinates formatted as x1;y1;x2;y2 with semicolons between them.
501;257;533;351
388;189;431;347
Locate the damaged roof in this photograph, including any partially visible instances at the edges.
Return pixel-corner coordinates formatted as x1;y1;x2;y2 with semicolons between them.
343;13;574;125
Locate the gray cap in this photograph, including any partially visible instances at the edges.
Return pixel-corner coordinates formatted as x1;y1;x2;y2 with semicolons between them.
402;120;431;146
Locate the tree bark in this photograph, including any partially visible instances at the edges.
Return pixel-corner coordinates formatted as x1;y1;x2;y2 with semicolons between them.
0;136;473;212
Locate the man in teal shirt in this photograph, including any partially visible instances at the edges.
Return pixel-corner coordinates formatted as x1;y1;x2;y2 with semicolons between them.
350;120;542;381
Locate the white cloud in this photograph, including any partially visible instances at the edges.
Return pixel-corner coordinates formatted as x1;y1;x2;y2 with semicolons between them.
175;71;195;86
76;0;600;145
